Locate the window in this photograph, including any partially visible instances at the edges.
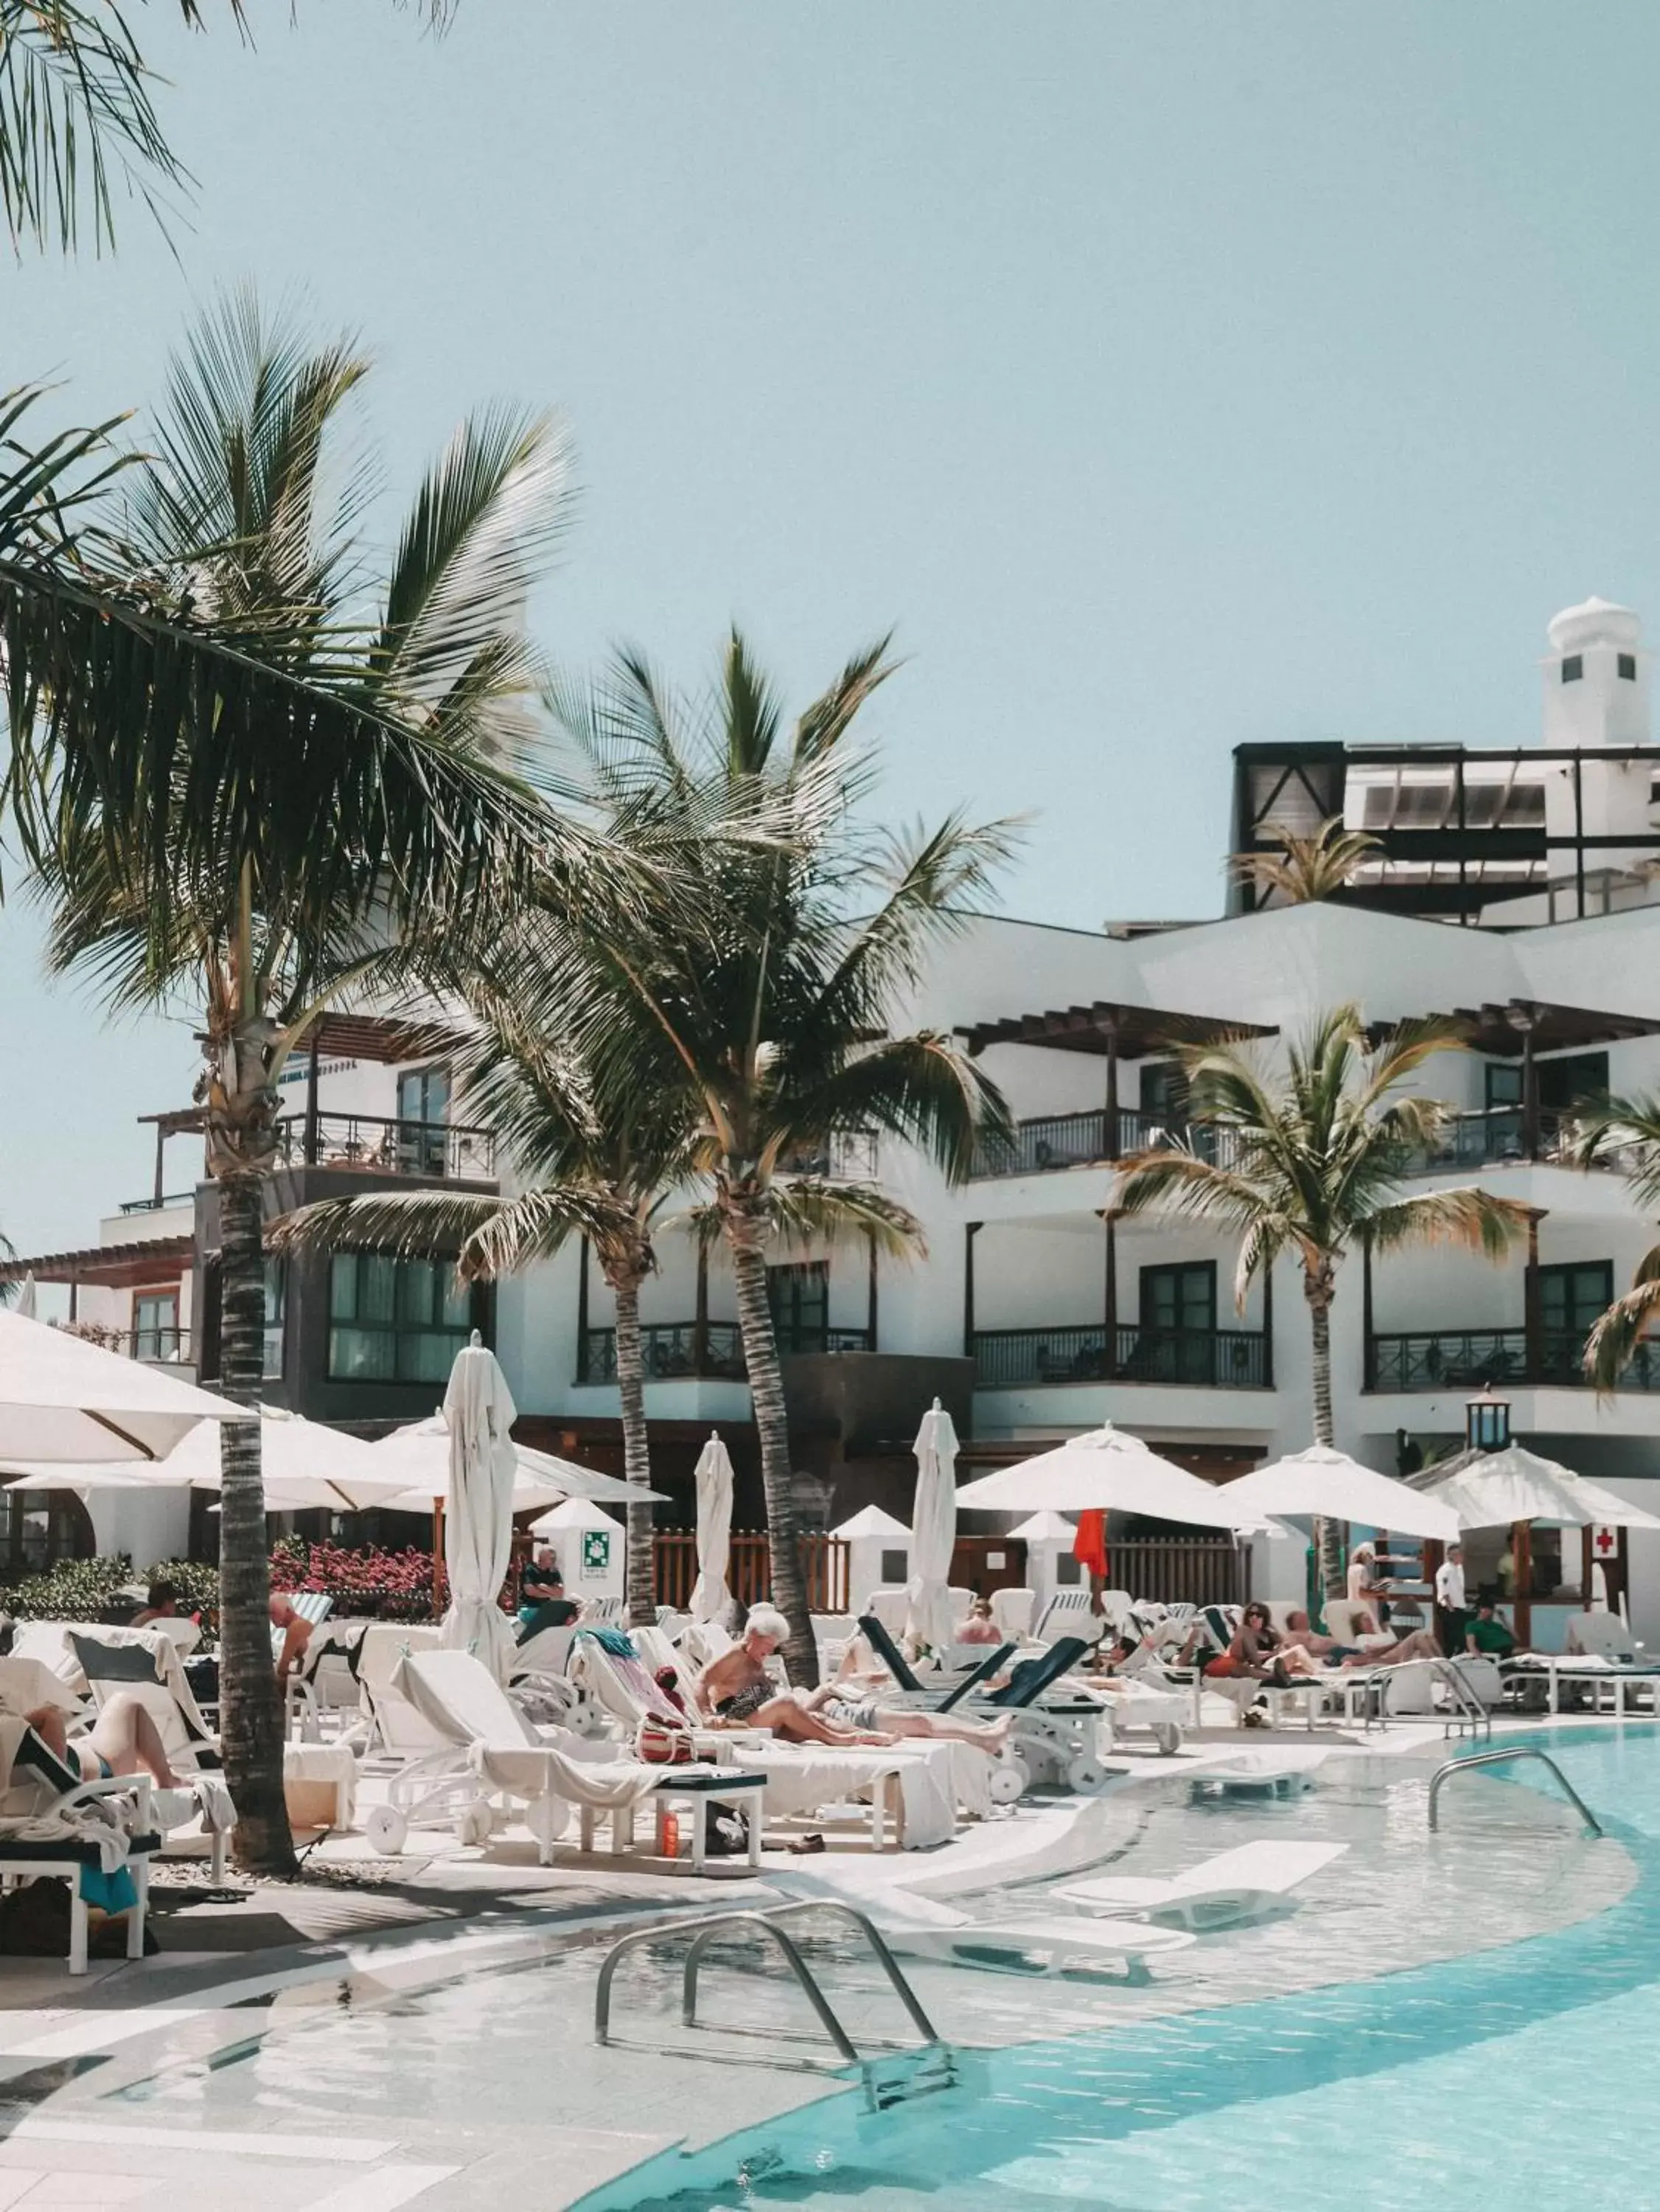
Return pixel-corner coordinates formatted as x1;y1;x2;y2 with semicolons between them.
1538;1261;1613;1348
0;1478;93;1576
396;1065;451;1175
1485;1062;1524;1111
132;1290;179;1362
767;1262;829;1354
1538;1051;1608;1113
1140;1060;1189;1128
263;1259;287;1382
1620;653;1638;681
328;1253;475;1382
1134;1262;1218;1384
1562;655;1584;683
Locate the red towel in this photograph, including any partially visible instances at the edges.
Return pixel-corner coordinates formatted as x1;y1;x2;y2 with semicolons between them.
1073;1508;1109;1580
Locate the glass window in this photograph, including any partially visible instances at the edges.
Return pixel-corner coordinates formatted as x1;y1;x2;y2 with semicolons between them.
1140;1262;1216;1334
1562;655;1584;683
328;1252;476;1382
767;1262;829;1354
1537;1051;1608;1113
1485;1062;1524;1110
1619;653;1637;681
1140;1060;1189;1127
263;1259;287;1382
397;1065;452;1175
1538;1261;1613;1338
132;1291;178;1361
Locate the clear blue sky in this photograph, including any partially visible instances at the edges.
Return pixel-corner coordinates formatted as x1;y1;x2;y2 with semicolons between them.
7;0;1660;1256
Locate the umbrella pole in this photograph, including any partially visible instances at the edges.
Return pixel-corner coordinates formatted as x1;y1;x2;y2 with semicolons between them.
433;1496;445;1621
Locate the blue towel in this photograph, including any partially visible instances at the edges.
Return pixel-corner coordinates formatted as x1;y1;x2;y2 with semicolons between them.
576;1626;637;1660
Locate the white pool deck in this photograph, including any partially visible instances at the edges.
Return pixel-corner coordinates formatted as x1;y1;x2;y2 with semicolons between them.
0;1711;1636;2211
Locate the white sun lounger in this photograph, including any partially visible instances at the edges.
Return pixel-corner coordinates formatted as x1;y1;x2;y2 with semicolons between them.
876;1890;1194;1981
1057;1839;1347;1930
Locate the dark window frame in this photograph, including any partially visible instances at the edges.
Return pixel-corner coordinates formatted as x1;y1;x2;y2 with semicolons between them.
1619;653;1638;681
1537;1259;1614;1337
1139;1259;1218;1335
327;1251;478;1385
1562;654;1584;683
767;1259;830;1355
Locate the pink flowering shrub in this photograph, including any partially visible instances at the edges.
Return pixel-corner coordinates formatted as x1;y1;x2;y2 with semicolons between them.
269;1537;448;1621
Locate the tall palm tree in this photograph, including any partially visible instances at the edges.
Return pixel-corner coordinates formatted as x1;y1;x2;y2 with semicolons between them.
534;633;1015;1687
1573;1098;1660;1387
30;294;572;1873
1232;815;1382;907
1115;1006;1530;1596
1;1;453;254
266;950;700;1628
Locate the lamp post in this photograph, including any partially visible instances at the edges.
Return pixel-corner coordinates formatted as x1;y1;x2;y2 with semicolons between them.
1465;1387;1510;1455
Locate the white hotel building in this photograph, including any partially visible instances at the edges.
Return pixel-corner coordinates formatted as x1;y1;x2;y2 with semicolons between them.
11;597;1660;1647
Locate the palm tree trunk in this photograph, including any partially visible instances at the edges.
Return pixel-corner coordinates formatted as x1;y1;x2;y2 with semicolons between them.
216;1172;297;1877
1307;1285;1345;1600
726;1219;817;1688
612;1274;656;1628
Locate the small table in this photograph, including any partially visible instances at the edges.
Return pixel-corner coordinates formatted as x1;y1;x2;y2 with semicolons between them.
582;1769;769;1871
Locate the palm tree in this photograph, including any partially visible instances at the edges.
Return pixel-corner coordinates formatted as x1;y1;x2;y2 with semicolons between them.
534;633;1015;1687
1115;1007;1530;1596
1;1;454;254
266;950;700;1628
1232;815;1382;906
29;294;572;1872
1572;1098;1660;1387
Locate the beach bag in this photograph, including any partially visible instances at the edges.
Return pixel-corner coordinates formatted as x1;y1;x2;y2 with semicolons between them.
636;1719;697;1766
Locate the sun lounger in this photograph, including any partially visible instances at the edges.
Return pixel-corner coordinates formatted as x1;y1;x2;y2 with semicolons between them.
66;1629;243;1876
871;1888;1194;1981
1057;1838;1347;1930
0;1721;158;1974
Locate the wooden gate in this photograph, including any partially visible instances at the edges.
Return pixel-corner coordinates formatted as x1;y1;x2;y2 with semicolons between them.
653;1531;850;1614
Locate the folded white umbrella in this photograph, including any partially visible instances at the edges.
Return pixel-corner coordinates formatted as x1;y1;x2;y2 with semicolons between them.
688;1431;734;1625
0;1308;244;1463
440;1335;520;1681
953;1424;1283;1536
1423;1444;1660;1532
1222;1446;1460;1543
14;1276;37;1321
4;1402;413;1512
905;1397;960;1652
369;1411;662;1513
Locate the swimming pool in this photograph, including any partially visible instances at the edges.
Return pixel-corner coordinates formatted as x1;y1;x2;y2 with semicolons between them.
573;1729;1660;2209
66;1730;1657;2208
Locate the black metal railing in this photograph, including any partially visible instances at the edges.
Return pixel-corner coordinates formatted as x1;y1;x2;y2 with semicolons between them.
1366;1326;1660;1391
973;1323;1272;1390
970;1110;1241;1180
274;1112;498;1180
130;1324;194;1366
577;1320;872;1385
119;1191;196;1215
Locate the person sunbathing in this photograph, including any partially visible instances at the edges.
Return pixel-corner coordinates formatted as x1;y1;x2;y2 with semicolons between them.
1205;1604;1315;1683
24;1694;181;1790
1283;1609;1441;1668
694;1607;902;1746
817;1637;1016;1752
269;1594;315;1681
955;1597;1002;1646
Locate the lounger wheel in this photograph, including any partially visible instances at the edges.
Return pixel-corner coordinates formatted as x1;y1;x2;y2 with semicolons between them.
365;1804;408;1854
1066;1753;1112;1795
1154;1724;1183;1756
989;1756;1029;1805
456;1801;493;1847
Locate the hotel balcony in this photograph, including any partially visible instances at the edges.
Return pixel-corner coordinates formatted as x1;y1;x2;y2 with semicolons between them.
273;1111;498;1182
576;1320;872;1385
1364;1326;1660;1393
971;1108;1240;1180
972;1321;1272;1391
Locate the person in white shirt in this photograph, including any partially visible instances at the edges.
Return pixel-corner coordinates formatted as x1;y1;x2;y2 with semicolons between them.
1434;1545;1467;1657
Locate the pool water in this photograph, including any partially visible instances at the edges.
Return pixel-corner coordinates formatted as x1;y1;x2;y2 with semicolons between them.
575;1730;1660;2210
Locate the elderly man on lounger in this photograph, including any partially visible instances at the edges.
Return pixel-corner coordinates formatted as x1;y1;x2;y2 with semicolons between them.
696;1607;1014;1753
1282;1610;1442;1667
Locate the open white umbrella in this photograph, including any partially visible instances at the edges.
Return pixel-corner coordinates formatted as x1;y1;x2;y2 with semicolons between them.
954;1423;1282;1535
1423;1444;1660;1532
439;1334;519;1680
368;1412;660;1514
688;1432;735;1624
904;1398;959;1653
4;1403;414;1512
0;1308;244;1462
1222;1446;1460;1544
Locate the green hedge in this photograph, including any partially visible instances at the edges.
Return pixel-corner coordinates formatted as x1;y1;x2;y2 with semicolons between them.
0;1552;221;1621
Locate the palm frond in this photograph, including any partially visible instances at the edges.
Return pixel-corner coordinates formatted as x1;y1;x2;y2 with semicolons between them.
1569;1093;1660;1211
1362;1186;1530;1263
268;1183;633;1281
1231;815;1381;905
761;1178;924;1260
1584;1247;1660;1391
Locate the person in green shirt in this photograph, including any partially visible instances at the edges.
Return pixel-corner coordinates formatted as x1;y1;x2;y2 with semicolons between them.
1465;1599;1518;1658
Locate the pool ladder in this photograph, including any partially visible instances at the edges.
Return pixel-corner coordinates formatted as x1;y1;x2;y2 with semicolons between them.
596;1900;947;2088
1429;1747;1603;1837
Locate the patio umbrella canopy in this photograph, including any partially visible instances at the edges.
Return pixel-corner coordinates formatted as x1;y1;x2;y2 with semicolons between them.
440;1335;520;1681
0;1309;244;1463
954;1424;1282;1536
1221;1446;1460;1544
688;1432;735;1624
1423;1445;1660;1532
368;1412;658;1514
4;1403;413;1513
904;1398;960;1652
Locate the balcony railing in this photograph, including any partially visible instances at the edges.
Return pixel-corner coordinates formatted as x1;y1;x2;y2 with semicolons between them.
970;1110;1241;1180
119;1191;196;1216
973;1322;1272;1391
274;1112;498;1180
577;1320;873;1385
130;1324;194;1366
1366;1326;1660;1391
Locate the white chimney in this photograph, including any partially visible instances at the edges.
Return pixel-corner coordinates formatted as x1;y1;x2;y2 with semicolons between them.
1541;597;1649;748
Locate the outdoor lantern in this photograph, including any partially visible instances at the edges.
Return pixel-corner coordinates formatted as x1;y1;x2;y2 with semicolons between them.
1465;1388;1510;1454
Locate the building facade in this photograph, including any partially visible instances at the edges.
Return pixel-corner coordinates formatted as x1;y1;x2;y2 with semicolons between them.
10;598;1660;1644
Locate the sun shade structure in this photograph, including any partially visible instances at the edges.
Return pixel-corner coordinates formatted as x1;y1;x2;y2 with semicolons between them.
4;1403;413;1512
689;1432;735;1624
368;1411;660;1512
440;1336;520;1681
953;1424;1282;1535
1221;1446;1460;1543
1421;1444;1660;1532
905;1399;960;1652
0;1310;244;1463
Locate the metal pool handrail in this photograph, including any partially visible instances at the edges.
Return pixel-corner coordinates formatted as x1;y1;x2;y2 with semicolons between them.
595;1900;941;2061
1429;1747;1603;1836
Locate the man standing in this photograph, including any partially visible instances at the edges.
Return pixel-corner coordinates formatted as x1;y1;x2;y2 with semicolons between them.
1434;1543;1467;1659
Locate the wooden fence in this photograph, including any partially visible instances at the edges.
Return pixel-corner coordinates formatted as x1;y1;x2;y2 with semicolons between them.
652;1531;850;1614
1100;1538;1250;1610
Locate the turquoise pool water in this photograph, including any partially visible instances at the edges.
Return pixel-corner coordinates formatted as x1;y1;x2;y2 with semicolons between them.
577;1730;1660;2211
